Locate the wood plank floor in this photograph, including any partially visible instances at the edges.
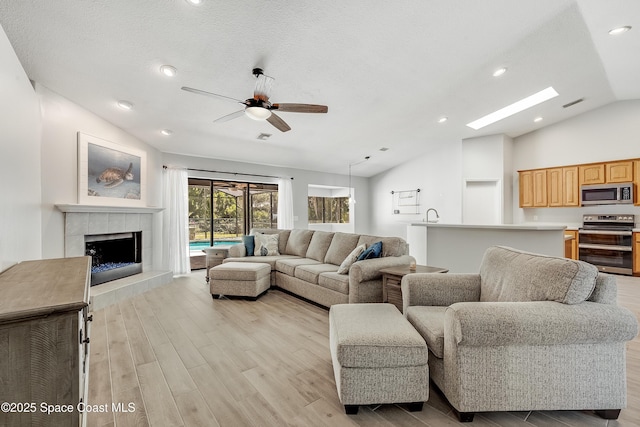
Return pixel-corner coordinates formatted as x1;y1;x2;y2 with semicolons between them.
87;271;640;426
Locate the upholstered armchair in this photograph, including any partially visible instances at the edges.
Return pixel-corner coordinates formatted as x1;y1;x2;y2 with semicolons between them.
402;246;638;422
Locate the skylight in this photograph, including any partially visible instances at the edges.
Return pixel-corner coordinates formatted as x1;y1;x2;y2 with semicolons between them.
466;87;559;130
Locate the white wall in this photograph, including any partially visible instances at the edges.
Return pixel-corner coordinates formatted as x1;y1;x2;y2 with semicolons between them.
162;153;371;233
512;100;640;225
0;26;42;272
368;143;462;239
37;85;164;267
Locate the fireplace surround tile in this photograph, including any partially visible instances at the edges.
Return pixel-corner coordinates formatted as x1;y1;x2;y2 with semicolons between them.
108;213;126;233
65;213;88;236
125;214;140;231
88;213;109;235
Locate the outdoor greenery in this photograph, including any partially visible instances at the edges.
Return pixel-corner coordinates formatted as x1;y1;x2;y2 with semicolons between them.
189;181;278;241
308;196;350;223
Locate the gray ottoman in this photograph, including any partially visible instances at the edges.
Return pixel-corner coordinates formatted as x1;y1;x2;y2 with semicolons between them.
329;303;429;414
210;262;271;300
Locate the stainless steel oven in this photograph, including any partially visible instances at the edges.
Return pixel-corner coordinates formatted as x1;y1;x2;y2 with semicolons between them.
578;214;635;275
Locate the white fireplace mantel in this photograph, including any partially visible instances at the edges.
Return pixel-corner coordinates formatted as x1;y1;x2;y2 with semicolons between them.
56;204;164;214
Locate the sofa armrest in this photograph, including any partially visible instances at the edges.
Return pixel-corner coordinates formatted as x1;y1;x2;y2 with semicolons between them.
349;255;412;283
227;243;246;258
402;273;480;310
446;301;639;347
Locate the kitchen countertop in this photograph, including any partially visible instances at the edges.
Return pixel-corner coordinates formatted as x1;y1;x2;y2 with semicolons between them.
411;223;566;231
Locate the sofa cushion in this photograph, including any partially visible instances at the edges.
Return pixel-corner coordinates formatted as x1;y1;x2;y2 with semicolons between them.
479;246;598;305
324;232;360;265
357;235;407;257
405;306;447;359
285;229;315;257
337;244;366;274
254;232;280;256
224;255;298;269
318;272;350;294
275;258;320;276
295;263;340;284
305;231;335;262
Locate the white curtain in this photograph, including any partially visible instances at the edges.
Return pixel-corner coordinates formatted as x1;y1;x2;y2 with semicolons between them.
277;178;294;229
162;167;191;275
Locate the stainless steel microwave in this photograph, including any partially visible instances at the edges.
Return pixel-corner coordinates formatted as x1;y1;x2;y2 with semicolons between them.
580;182;634;206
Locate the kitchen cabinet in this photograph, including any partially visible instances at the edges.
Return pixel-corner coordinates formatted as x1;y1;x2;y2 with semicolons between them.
606;161;633;183
564;230;578;260
579;163;605;185
532;169;547;207
563;166;580;206
634;161;640;206
634;232;640;276
547;168;563;207
519;171;534;207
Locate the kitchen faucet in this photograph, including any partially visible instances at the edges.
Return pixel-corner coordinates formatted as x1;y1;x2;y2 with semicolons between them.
425;208;439;223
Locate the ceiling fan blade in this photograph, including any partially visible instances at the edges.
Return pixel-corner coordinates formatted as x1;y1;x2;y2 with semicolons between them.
181;86;245;104
266;112;291;132
213;109;245;123
272;103;328;113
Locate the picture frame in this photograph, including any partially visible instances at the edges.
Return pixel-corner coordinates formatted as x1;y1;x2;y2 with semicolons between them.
77;132;147;206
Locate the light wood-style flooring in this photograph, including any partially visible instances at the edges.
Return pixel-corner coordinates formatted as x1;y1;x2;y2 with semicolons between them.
87;271;640;426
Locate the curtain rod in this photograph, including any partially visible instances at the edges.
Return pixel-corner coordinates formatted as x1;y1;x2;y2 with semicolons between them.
163;165;293;180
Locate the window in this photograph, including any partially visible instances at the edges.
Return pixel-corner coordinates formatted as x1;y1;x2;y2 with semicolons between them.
188;179;278;243
308;196;349;223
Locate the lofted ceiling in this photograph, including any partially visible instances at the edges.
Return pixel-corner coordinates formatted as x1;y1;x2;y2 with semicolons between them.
0;1;638;177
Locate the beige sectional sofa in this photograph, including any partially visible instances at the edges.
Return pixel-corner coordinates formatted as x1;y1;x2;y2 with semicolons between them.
402;245;639;422
220;228;411;307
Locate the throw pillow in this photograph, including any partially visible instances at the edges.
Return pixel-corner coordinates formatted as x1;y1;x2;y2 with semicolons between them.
254;232;280;256
357;241;382;261
242;235;255;256
337;244;366;274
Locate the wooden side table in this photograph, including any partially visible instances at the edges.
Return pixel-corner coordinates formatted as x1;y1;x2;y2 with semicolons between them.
380;265;448;313
204;246;231;282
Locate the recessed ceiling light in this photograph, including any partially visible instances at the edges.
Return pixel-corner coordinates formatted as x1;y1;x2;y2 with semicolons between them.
466;86;559;130
534;117;543;123
160;65;177;77
438;117;448;123
117;100;133;110
608;26;631;35
492;67;507;77
161;129;173;136
186;0;203;5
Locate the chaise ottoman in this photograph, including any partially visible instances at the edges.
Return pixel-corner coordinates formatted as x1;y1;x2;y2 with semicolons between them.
329;303;429;414
210;262;271;300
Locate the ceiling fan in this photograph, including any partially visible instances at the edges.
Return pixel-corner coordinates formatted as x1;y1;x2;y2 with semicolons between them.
181;68;328;132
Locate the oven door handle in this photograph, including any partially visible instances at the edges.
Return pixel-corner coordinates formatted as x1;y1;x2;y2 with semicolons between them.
578;230;633;236
578;243;633;251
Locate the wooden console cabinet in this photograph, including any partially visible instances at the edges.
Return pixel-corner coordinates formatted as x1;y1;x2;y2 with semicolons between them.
0;257;91;427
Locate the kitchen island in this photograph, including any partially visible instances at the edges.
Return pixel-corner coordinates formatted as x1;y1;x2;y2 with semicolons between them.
407;223;567;273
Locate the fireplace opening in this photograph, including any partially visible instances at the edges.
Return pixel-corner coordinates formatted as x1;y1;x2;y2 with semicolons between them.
85;232;142;286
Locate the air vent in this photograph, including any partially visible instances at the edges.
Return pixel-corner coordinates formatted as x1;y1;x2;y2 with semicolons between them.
257;133;272;140
563;98;584;108
379;147;389;151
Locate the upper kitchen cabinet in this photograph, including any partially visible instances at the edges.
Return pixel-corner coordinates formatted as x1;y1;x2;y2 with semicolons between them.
547;168;563;207
606;161;634;183
563;166;580;206
579;163;605;185
635;160;640;206
532;169;547;207
519;171;534;207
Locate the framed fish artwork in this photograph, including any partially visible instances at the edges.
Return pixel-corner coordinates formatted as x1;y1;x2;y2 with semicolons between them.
77;132;147;206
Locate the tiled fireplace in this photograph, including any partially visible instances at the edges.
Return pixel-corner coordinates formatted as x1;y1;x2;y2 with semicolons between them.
57;204;171;310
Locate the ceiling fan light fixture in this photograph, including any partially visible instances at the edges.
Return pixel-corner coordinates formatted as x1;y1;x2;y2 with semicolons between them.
245;106;272;121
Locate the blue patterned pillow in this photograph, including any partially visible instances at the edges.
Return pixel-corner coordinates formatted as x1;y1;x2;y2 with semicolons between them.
357;241;382;261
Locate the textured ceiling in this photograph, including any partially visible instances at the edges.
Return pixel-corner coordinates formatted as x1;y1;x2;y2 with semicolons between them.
1;0;638;177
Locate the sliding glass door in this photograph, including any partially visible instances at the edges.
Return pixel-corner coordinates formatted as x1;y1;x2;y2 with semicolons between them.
188;178;278;245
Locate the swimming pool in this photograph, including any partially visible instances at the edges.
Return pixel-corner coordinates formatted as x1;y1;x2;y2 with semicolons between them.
189;240;240;250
